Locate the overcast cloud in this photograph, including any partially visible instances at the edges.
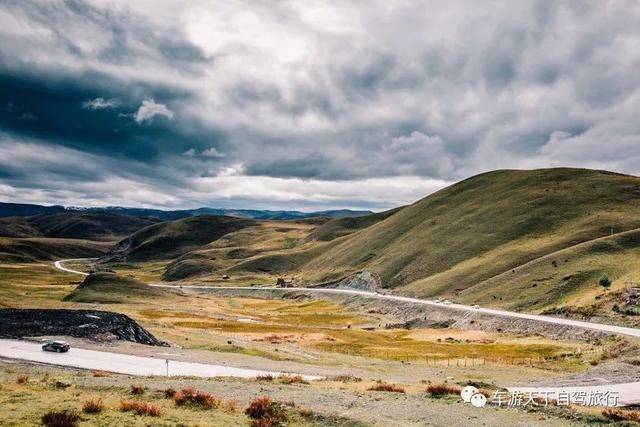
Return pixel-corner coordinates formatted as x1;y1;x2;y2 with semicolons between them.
0;0;639;210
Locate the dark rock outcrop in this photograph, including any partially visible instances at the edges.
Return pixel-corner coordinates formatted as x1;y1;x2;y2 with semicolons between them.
0;309;167;346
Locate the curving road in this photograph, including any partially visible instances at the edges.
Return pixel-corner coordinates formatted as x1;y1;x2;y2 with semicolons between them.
53;259;640;338
150;285;640;339
53;258;94;276
0;339;319;380
49;258;640;405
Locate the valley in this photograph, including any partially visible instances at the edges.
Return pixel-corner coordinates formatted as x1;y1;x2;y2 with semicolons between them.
1;168;640;426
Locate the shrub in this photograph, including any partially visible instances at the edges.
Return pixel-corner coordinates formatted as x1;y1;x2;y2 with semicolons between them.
425;383;462;397
299;408;314;417
255;374;274;382
92;370;111;378
245;396;287;424
602;408;640;422
173;387;220;409
82;398;104;414
599;274;612;289
366;381;405;393
622;305;640;316
120;399;161;417
279;375;308;385
129;384;145;395
164;387;177;398
16;375;29;384
41;410;81;427
327;374;362;383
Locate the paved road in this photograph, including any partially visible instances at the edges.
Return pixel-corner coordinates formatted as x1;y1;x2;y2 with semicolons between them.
53;259;640;338
151;284;640;339
0;339;318;379
53;258;94;276
51;259;640;405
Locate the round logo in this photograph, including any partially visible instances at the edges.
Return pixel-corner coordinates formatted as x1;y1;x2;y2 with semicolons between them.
460;386;479;403
470;393;487;408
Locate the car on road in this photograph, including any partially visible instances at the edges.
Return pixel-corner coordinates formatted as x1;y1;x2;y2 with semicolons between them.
42;341;70;353
442;300;452;305
471;304;480;309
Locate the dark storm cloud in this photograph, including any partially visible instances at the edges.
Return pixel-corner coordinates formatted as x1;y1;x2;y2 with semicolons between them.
0;70;225;161
0;0;639;209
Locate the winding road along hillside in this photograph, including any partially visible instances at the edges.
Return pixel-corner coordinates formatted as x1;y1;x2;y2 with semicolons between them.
27;259;640;405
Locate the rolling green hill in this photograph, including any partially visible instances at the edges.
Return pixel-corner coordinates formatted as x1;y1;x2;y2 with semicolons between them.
101;215;255;262
232;168;640;310
64;272;163;303
0;212;158;241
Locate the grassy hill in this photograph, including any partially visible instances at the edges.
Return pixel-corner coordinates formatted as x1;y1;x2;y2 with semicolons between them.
161;220;319;282
228;168;640;310
0;212;158;241
64;272;163;303
101;215;255;263
306;208;401;242
0;237;111;263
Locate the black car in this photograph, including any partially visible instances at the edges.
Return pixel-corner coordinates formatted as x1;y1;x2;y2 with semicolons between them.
42;341;70;353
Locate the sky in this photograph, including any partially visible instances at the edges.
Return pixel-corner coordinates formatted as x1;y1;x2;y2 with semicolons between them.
0;0;639;211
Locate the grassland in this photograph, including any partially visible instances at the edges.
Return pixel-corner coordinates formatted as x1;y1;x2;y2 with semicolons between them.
0;360;622;427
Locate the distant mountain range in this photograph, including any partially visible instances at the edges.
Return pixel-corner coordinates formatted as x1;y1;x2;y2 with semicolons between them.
0;202;373;221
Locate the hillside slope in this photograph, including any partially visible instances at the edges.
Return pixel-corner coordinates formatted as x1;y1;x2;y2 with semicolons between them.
306;208;401;242
0;237;111;263
101;215;254;262
296;168;640;307
64;272;163;303
0;212;158;241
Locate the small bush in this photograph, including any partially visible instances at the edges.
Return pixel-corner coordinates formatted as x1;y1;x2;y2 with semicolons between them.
255;374;274;382
622;305;640;316
245;396;287;424
602;408;640;422
16;375;29;384
327;374;362;383
129;384;145;395
599;274;612;289
92;370;111;378
41;410;81;427
82;398;104;414
164;387;177;398
299;408;314;417
279;375;308;385
120;399;161;417
173;387;220;409
425;383;462;397
366;381;405;393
